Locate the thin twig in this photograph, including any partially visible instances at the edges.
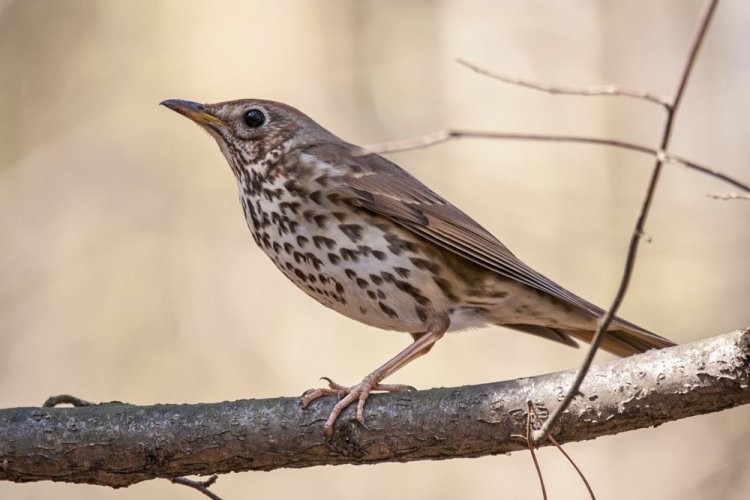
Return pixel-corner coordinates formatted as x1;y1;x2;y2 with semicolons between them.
365;130;750;193
457;58;670;108
526;402;548;500
171;475;222;500
532;0;720;444
707;191;750;200
529;403;596;500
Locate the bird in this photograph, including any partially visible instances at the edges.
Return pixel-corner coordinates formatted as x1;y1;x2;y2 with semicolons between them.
161;98;675;437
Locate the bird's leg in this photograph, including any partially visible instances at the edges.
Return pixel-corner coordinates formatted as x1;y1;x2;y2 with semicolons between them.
301;316;449;437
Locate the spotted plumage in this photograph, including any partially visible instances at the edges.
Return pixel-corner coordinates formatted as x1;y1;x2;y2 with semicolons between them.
162;98;675;437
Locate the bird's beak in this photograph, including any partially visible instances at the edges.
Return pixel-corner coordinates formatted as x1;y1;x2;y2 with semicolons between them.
160;99;225;126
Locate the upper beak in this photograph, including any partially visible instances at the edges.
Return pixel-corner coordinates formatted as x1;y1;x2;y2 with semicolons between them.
160;99;225;126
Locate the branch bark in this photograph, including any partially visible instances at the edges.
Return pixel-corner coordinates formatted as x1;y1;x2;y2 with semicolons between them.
1;328;747;488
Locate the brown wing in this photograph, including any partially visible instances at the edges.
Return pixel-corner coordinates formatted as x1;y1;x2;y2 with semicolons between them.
301;142;676;354
305;142;607;315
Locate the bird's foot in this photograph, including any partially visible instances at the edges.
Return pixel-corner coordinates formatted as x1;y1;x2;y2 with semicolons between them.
301;375;415;438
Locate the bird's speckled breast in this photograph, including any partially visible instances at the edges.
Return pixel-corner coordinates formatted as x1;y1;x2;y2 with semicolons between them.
234;153;470;333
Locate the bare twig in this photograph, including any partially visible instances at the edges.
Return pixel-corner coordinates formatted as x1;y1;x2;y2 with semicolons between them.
171;475;222;500
707;191;750;200
365;130;750;193
525;402;548;500
533;0;720;444
457;58;670;108
529;403;596;500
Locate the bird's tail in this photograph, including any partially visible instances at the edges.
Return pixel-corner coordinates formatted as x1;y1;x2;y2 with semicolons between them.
565;321;675;357
506;319;675;357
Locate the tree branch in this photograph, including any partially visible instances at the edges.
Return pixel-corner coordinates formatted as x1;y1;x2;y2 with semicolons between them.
1;328;747;488
364;130;750;193
456;58;670;108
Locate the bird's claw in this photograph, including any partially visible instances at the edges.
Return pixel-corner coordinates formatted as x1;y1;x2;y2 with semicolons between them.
300;376;417;438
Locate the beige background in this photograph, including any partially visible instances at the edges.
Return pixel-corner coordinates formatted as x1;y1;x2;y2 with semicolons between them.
1;1;749;499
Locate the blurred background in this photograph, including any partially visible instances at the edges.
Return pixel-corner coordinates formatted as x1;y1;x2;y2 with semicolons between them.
1;0;749;499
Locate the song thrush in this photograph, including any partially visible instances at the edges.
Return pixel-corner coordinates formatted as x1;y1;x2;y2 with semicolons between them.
162;98;675;437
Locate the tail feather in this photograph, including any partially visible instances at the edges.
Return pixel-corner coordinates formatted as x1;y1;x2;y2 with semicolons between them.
565;326;675;357
505;320;675;357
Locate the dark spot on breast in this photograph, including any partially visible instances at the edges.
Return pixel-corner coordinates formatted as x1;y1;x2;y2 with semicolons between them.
394;267;410;279
313;235;337;250
335;282;344;294
327;253;341;265
293;251;305;264
283;179;308;197
302;210;316;223
376;290;386;299
313;215;327;228
394;279;431;306
340;248;359;262
356;278;369;289
319;274;329;285
263;188;281;202
339;224;363;243
283;242;294;254
369;274;384;286
272;242;282;254
409;257;439;274
306;254;324;270
307;254;323;271
380;271;395;283
378;301;399;319
314;175;329;186
357;245;372;256
296;235;309;247
279;201;300;215
259;211;270;229
332;212;348;222
359;306;367;314
309;190;322;204
432;276;459;302
344;269;357;280
372;250;387;261
367;290;377;300
415;306;428;323
294;269;308;282
384;233;417;256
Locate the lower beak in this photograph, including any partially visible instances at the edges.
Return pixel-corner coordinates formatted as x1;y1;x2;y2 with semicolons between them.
160;99;225;126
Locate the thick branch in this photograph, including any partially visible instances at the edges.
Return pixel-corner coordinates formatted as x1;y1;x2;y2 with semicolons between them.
1;329;747;488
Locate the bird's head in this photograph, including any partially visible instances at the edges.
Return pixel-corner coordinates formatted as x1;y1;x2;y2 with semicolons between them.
161;98;336;176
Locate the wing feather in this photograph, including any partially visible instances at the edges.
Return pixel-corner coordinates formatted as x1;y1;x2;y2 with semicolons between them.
301;143;660;340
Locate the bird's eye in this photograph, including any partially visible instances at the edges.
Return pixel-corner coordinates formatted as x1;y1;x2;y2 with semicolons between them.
243;109;266;128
